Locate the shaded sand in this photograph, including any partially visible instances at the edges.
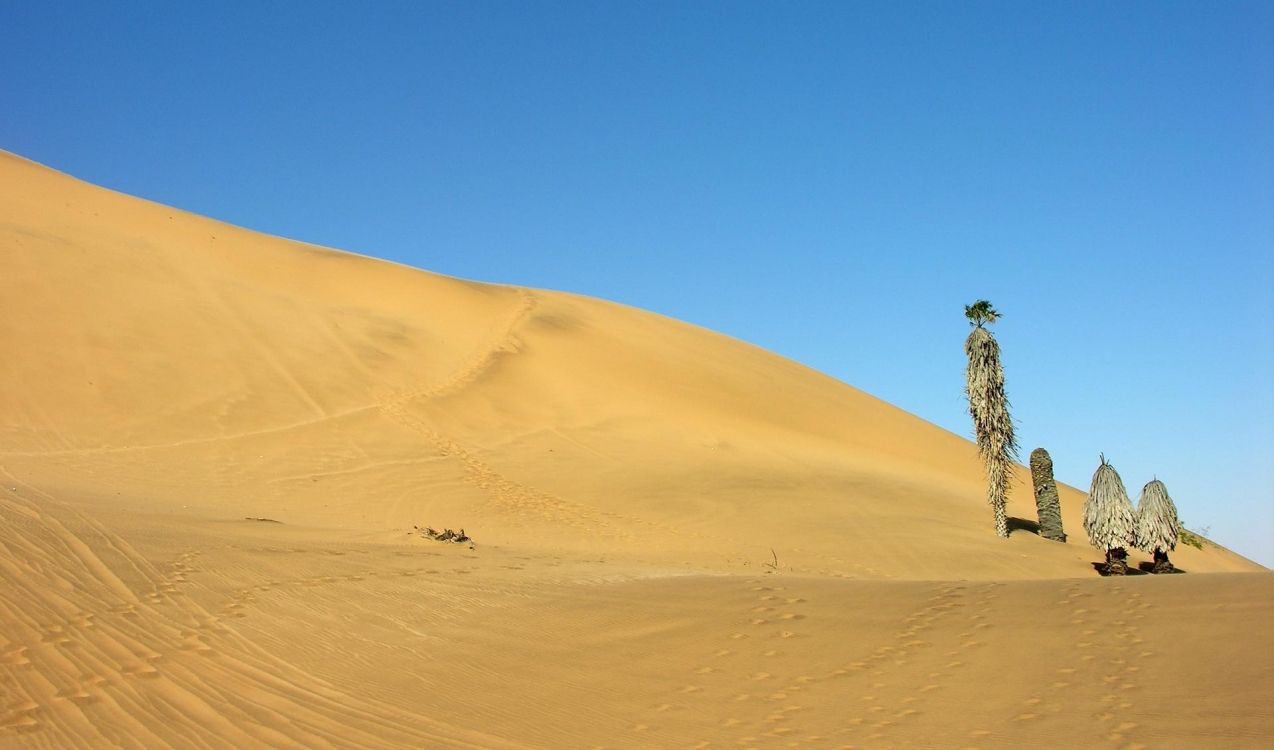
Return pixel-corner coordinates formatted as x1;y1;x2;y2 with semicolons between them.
1;151;1269;748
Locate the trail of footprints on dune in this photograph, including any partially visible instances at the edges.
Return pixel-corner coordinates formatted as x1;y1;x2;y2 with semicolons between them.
366;289;713;548
2;546;209;735
381;401;616;529
1050;581;1153;749
828;583;998;747
627;579;814;744
3;541;375;734
378;399;709;547
628;579;1013;748
0;535;495;740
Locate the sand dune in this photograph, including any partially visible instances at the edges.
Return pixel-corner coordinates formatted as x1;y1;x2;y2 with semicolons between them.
1;151;1268;748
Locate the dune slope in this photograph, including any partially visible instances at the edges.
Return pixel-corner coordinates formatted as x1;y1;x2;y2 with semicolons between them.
1;151;1267;748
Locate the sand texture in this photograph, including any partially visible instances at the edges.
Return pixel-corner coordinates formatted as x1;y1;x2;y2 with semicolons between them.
1;151;1269;748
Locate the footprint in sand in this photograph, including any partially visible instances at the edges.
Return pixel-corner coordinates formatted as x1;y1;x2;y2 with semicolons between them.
1;647;31;668
0;712;41;734
122;663;160;679
55;687;97;705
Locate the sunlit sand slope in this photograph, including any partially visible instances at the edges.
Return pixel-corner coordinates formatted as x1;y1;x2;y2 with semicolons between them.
0;151;1256;576
1;151;1267;748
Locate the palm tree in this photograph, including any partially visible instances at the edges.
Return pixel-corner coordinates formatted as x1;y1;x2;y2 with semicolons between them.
1136;479;1181;573
1029;447;1066;542
1083;454;1137;575
964;299;1018;538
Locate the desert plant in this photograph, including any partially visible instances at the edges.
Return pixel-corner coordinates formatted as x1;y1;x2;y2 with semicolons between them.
1136;479;1181;573
1179;527;1207;550
1082;454;1137;575
964;299;1018;538
1029;447;1066;542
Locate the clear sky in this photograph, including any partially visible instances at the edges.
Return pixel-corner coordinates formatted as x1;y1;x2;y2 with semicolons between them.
3;1;1271;566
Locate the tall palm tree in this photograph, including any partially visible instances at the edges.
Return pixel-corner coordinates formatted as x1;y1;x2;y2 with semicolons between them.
1083;454;1137;575
1135;479;1181;573
964;299;1017;538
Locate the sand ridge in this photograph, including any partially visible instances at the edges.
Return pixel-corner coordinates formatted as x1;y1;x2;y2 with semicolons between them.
1;151;1269;747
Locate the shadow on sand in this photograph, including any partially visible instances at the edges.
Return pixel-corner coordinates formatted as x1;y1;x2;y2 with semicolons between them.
1091;562;1149;576
1138;561;1187;574
1007;516;1041;535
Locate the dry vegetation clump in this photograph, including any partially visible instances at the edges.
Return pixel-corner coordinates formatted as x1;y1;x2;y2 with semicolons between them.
1179;527;1207;550
1083;454;1137;575
1136;479;1182;573
415;526;472;544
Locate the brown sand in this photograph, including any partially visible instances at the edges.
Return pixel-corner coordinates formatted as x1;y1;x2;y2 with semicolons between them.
1;150;1269;748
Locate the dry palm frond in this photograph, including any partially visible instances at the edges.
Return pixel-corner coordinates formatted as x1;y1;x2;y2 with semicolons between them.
965;325;1018;537
1136;479;1181;554
1083;454;1136;551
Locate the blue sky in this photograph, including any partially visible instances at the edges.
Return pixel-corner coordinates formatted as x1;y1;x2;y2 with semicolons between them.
3;1;1271;566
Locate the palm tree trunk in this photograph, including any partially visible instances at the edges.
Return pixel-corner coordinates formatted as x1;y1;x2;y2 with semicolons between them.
1029;448;1066;542
1104;547;1129;576
1151;550;1176;574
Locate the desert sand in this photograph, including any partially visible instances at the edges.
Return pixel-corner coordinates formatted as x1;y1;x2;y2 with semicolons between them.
1;150;1269;748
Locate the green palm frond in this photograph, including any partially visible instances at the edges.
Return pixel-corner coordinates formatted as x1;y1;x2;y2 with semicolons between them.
964;299;1001;328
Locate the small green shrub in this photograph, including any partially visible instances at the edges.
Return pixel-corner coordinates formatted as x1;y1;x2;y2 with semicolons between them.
1179;527;1207;550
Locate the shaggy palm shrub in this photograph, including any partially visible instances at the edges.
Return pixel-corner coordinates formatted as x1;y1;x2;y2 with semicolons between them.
1083;454;1137;575
964;300;1018;538
1136;479;1181;573
1029;447;1066;542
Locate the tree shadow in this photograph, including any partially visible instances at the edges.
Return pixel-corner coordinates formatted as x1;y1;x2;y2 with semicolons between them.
1008;516;1067;542
1090;562;1149;576
1137;561;1187;574
1006;516;1040;535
